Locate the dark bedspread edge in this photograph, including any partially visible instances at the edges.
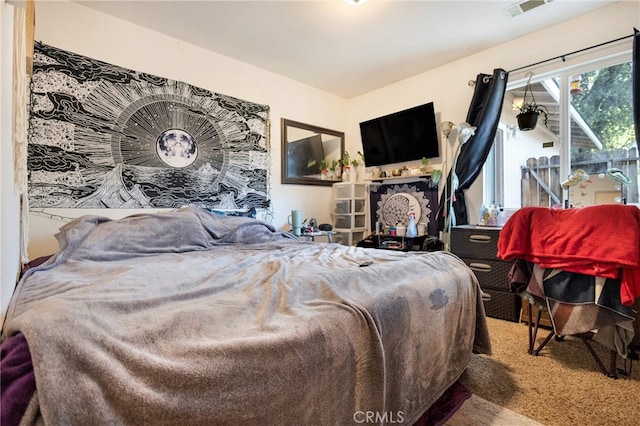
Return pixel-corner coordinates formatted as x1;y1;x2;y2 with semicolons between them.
1;332;35;426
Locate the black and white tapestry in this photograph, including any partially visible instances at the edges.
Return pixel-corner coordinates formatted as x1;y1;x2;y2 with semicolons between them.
28;42;270;209
369;179;439;235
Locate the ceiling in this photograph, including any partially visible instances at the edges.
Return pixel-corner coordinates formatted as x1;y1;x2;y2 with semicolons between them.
74;0;617;98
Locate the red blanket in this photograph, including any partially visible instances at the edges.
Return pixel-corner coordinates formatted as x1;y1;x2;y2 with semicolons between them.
497;205;640;306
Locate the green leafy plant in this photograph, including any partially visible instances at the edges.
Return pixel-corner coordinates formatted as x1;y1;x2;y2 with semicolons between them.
518;101;550;129
341;151;356;168
341;151;350;168
342;150;365;169
430;169;442;185
419;157;433;175
516;73;550;131
319;158;330;171
308;158;333;172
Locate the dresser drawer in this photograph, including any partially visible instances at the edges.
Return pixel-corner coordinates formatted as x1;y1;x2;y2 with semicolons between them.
483;288;521;322
459;257;513;291
450;226;500;260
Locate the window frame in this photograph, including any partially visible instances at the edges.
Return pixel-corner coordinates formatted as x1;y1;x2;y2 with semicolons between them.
484;127;504;207
485;49;633;208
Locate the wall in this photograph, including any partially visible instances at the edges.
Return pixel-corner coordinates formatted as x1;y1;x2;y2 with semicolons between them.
346;1;639;224
1;1;22;321
25;0;348;259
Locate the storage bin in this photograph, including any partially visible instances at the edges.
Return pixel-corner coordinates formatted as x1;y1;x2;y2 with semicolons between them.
333;230;366;246
335;213;367;229
335;200;351;214
451;225;517;321
450;225;501;259
483;288;521;322
334;214;350;229
333;183;366;199
354;199;366;213
332;182;368;246
459;258;513;291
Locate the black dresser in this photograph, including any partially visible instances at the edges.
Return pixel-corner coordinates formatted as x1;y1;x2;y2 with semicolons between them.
450;225;521;322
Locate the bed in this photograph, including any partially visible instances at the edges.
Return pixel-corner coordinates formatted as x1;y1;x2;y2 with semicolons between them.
1;207;491;425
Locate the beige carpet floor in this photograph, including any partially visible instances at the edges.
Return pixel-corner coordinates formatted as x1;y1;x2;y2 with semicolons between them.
457;317;640;426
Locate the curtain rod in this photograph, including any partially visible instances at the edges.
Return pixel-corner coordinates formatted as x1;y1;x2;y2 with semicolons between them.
507;32;636;75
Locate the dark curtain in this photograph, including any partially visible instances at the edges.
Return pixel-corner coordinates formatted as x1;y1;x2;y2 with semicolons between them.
438;68;509;230
633;28;639;152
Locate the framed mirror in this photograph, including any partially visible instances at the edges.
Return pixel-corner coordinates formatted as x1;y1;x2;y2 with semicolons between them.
281;118;344;186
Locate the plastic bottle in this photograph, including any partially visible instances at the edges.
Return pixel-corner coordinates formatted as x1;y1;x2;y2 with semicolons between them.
406;213;418;238
498;206;506;226
488;204;498;226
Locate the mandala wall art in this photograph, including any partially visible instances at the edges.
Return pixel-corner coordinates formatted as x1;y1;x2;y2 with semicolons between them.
369;179;439;235
28;42;270;209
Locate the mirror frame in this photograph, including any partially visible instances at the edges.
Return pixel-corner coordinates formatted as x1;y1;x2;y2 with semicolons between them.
281;118;345;186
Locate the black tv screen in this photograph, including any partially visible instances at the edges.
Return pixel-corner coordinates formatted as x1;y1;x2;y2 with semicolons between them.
359;102;439;167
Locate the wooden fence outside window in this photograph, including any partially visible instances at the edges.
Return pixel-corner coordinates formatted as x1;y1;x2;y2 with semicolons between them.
521;147;639;207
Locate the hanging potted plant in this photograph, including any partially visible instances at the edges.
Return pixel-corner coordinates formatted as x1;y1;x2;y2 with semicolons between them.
517;101;549;131
516;73;550;131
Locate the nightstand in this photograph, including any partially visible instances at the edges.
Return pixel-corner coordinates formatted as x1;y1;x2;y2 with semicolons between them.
450;225;521;322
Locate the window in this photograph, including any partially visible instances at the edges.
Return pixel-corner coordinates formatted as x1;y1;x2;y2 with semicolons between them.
487;53;638;209
484;128;504;207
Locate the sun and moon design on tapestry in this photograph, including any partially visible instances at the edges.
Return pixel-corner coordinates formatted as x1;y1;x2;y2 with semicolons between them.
369;180;439;235
28;42;270;209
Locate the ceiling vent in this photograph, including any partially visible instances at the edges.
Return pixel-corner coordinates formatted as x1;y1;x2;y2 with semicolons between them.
505;0;554;17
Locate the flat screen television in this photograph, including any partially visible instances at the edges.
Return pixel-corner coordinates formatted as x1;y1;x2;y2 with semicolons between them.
359;102;439;167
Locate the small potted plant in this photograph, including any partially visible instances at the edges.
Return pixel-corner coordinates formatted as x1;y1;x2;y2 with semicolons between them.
319;158;330;180
419;156;442;184
517;101;549;131
516;74;549;131
341;151;352;181
330;159;340;180
341;151;363;182
430;169;442;185
420;157;432;174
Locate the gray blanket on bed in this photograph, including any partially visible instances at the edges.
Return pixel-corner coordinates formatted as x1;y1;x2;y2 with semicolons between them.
3;207;490;425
